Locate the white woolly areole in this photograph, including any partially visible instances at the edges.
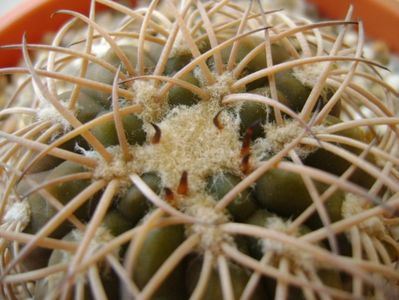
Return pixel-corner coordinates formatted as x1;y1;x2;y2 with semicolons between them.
252;86;272;97
133;80;166;122
342;193;387;238
133;101;241;193
195;70;236;102
262;217;296;252
99;102;241;192
36;102;71;132
92;146;138;182
252;120;319;162
260;216;312;267
92;99;241;194
2;201;31;230
183;194;233;253
292;62;328;88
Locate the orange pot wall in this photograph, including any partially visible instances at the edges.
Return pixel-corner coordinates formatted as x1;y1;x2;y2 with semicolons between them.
307;0;399;54
1;0;398;67
0;0;136;67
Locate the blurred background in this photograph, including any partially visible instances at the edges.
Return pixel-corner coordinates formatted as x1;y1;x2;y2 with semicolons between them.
0;0;24;17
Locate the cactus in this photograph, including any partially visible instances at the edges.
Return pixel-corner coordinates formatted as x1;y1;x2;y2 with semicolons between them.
0;0;399;299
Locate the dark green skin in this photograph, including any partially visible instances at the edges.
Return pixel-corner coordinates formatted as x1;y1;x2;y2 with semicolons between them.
82;45;155;107
29;90;102;174
234;235;252;257
27;150;63;174
91;112;146;147
58;91;106;124
117;172;161;224
306;189;345;229
245;71;340;119
20;244;52;272
274;71;341;117
264;276;306;300
239;100;270;140
245;43;291;91
45;161;95;220
255;169;312;218
132;225;187;300
81;62;114;109
24;161;94;238
266;268;343;300
90;114;118;147
304;115;375;189
17;171;49;195
254;169;344;220
164;55;200;108
383;240;399;262
24;194;69;239
34;232;73;299
168;72;200;108
245;211;321;300
239;88;295;141
217;37;291;90
275;70;311;112
219;38;290;71
318;268;343;290
102;209;135;237
28;132;88;174
186;256;267;300
35;230;120;300
320;87;341;117
18;172;60;271
164;54;193;75
28;90;101;174
207;172;257;221
120;114;147;146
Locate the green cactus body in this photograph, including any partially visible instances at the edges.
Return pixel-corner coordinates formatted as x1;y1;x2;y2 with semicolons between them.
0;1;398;300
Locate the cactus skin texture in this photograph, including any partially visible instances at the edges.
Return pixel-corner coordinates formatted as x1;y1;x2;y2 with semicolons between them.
1;1;399;299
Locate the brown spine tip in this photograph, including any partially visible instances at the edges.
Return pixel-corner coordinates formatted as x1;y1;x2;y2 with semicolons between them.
240;126;254;157
150;122;161;144
164;187;175;205
213;110;224;130
177;171;189;196
240;153;251;175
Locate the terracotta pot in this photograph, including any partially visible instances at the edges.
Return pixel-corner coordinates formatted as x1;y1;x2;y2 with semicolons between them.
307;0;399;54
0;0;136;67
1;0;398;67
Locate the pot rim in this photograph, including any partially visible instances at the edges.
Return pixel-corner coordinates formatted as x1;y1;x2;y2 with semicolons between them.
1;0;398;67
0;0;136;67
